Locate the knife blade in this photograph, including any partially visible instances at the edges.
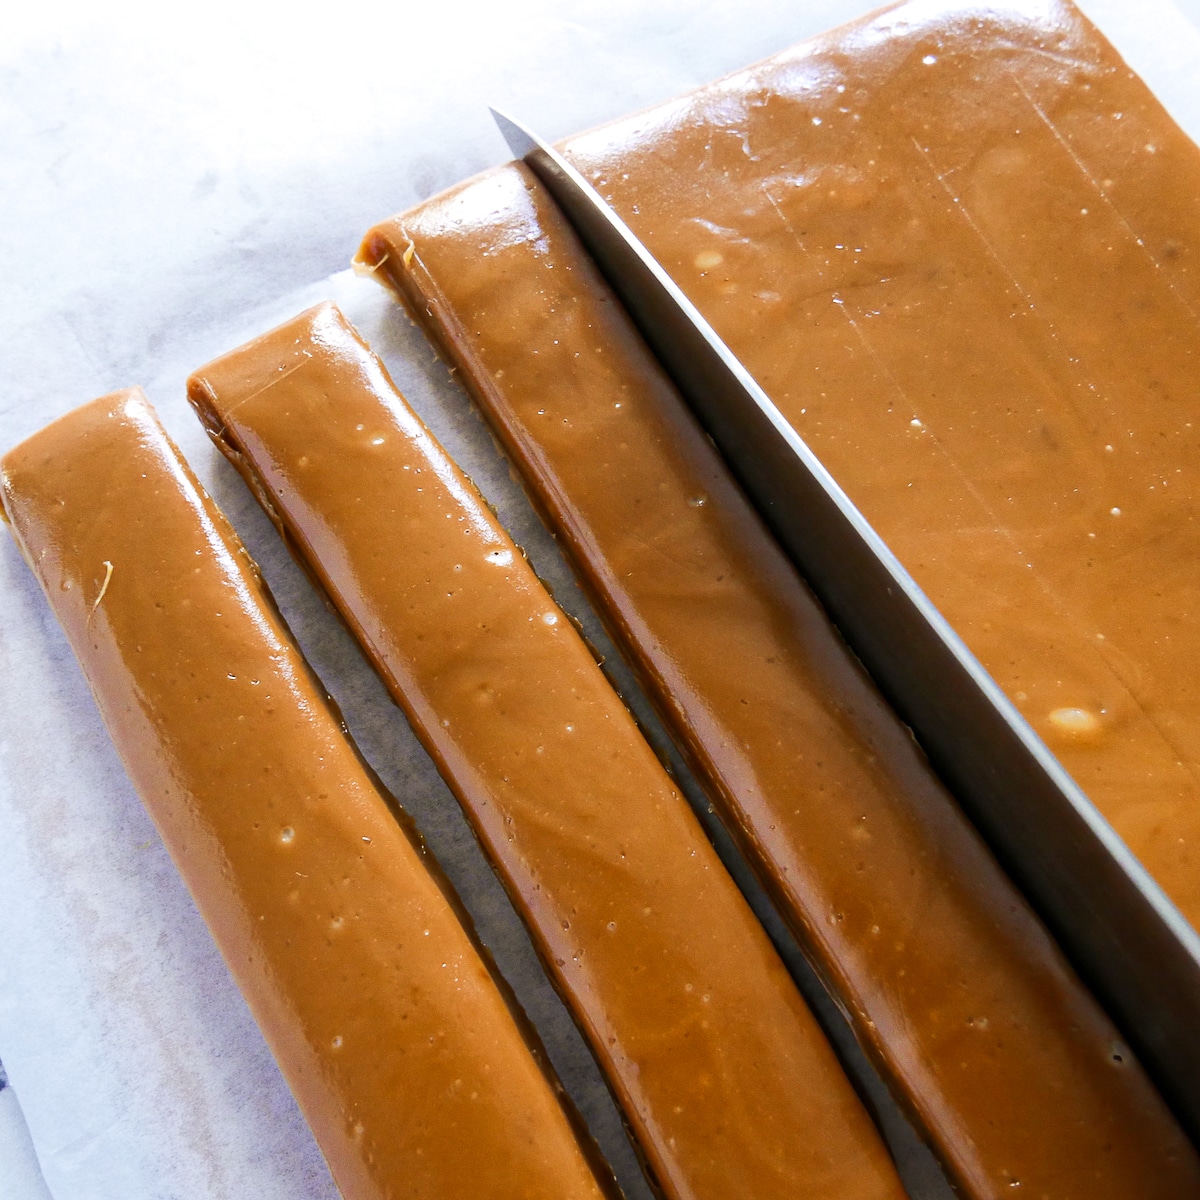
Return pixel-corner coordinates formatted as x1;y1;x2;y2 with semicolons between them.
491;106;1200;1139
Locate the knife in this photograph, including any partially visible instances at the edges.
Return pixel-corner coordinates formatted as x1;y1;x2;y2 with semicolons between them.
491;107;1200;1140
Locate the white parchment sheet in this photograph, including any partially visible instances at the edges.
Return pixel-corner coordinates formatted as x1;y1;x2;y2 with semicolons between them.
1;1;1198;1197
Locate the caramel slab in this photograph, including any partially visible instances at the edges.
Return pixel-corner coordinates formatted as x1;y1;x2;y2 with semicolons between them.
574;0;1200;923
188;303;909;1200
354;3;1200;1191
1;390;609;1200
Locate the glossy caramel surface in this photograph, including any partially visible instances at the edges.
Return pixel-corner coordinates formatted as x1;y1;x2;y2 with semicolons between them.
188;304;908;1200
0;391;607;1200
559;0;1200;925
355;2;1200;1192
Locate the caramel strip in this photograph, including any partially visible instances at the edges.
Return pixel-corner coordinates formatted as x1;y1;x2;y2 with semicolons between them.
188;304;909;1200
0;390;609;1200
355;46;1200;1200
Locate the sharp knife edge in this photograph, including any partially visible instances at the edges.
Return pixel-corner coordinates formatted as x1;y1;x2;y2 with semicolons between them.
491;107;1200;1140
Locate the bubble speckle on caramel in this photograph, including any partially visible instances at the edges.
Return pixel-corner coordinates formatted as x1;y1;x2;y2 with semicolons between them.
1048;707;1101;737
694;250;724;271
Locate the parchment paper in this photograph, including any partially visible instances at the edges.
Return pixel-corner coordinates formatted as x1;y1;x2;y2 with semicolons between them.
1;1;1198;1197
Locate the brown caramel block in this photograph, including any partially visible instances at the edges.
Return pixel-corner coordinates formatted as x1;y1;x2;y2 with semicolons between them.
0;390;609;1200
353;5;1200;1193
567;0;1200;923
188;304;909;1200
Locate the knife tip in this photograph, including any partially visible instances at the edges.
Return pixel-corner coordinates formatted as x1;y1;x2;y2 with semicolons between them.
488;107;538;161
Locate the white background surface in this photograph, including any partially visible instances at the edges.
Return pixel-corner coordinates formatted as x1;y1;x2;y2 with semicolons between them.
1;1;1199;1197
